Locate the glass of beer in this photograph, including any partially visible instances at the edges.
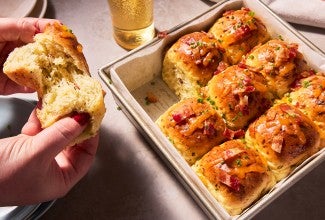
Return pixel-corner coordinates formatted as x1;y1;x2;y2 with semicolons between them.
107;0;155;50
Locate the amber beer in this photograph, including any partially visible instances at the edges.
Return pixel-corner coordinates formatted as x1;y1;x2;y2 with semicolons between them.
108;0;155;50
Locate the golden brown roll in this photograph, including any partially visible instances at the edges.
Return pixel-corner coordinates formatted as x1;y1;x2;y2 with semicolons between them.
202;65;274;130
192;139;275;216
279;74;325;146
162;31;228;100
208;7;270;65
246;103;320;181
156;98;227;165
241;39;304;97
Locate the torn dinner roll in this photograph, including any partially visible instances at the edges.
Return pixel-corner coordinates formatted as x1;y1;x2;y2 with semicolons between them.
3;22;106;145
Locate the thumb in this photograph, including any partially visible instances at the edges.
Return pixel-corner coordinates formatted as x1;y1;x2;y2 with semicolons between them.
21;108;42;136
32;113;90;159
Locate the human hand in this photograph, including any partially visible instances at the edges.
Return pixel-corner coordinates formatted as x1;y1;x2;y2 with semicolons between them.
0;17;58;95
0;108;99;206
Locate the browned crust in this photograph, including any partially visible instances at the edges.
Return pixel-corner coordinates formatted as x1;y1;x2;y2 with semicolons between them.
247;103;320;175
165;31;226;85
156;98;226;165
193;139;274;215
208;7;270;65
241;39;303;97
204;65;273;130
43;22;89;75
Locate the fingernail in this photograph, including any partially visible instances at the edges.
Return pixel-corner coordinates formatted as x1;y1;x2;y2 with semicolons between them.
36;100;42;109
35;27;41;34
71;112;90;126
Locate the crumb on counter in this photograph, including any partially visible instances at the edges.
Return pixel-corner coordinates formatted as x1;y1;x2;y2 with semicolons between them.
145;92;158;105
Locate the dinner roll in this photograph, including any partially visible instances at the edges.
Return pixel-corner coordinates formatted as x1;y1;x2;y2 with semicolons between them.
241;39;305;97
246;103;320;181
156;98;226;165
162;31;228;100
208;7;270;65
192;139;275;215
279;74;325;146
3;22;106;145
202;65;274;130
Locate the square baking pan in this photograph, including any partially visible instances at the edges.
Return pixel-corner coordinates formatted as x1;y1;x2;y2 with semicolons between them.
99;0;325;219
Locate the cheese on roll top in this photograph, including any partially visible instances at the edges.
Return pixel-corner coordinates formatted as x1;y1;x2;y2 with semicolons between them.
162;31;228;100
246;103;320;181
208;7;270;65
156;98;227;165
202;65;274;130
240;39;310;98
279;73;325;146
192;139;275;215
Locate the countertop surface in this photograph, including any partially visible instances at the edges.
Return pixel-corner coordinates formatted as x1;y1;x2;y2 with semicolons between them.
14;0;325;219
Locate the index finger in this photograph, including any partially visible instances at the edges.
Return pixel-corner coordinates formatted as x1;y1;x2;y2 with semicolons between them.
0;17;60;43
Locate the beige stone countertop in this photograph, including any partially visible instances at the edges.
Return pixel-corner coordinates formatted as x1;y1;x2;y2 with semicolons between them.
25;0;325;219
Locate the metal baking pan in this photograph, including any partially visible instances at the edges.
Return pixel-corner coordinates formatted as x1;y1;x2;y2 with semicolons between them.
99;0;325;219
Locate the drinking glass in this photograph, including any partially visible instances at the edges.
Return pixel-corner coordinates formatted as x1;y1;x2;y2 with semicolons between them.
107;0;155;50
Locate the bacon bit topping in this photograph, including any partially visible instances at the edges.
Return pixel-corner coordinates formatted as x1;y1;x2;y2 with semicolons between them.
234;76;255;94
157;31;168;38
294;102;301;108
238;62;247;69
242;77;252;86
245;85;255;93
270;104;302;153
172;107;195;125
145;92;158;105
301;70;316;78
280;104;302;123
223;10;235;17
203;121;216;137
223;127;245;140
233;84;255;95
291;79;302;89
218;169;241;192
288;47;297;59
202;52;214;66
316;99;325;105
232;76;256;115
279;103;293;113
236;95;249;115
195;59;202;65
234;24;252;40
242;7;251;12
183;107;195;118
172;113;183;124
291;71;315;89
183;36;222;68
271;135;283;153
290;74;314;91
222;148;245;161
213;61;229;75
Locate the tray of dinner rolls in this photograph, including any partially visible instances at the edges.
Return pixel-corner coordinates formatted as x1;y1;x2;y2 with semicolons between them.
99;0;325;219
